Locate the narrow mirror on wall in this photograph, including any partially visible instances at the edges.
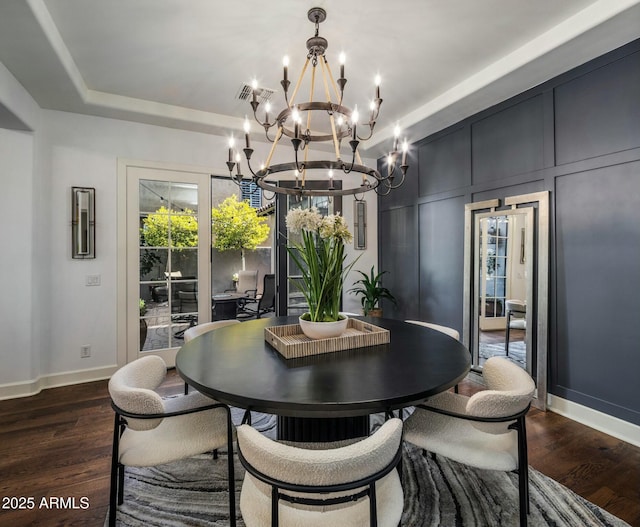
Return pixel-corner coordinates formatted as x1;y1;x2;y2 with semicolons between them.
464;191;548;410
474;210;532;372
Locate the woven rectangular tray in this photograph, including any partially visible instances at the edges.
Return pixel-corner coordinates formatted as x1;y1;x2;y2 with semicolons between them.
264;318;390;359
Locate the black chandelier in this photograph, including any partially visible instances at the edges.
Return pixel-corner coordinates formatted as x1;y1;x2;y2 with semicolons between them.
225;7;409;198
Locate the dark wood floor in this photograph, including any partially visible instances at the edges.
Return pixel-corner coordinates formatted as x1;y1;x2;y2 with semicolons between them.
0;372;638;527
480;327;525;345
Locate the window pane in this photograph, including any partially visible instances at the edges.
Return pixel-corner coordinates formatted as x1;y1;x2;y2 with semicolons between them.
171;247;198;279
140;180;170;214
141;316;170;351
169;182;198;214
140;248;168;281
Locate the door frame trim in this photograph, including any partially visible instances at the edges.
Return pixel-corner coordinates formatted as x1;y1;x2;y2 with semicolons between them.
116;158;212;368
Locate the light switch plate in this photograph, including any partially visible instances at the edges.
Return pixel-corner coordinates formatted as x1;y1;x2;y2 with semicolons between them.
86;274;101;286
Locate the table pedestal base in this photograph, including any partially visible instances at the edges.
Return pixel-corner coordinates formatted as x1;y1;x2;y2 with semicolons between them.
277;415;370;442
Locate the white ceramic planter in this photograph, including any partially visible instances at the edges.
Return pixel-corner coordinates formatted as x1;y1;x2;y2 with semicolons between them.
299;315;349;340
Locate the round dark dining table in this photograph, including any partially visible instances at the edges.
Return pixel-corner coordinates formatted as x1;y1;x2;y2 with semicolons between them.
176;316;470;441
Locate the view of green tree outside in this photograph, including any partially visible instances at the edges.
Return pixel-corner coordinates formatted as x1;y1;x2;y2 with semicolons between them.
211;195;270;269
140;197;270;273
141;206;198;247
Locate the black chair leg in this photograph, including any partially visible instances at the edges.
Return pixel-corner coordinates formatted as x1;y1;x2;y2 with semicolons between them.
118;464;125;505
225;409;237;527
515;415;530;526
518;466;527;527
109;413;120;527
368;483;378;527
505;312;511;356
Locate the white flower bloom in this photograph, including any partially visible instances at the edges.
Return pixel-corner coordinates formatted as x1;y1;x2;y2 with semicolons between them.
318;213;352;243
285;207;323;233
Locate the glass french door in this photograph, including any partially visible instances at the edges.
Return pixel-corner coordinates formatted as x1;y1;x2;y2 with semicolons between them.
478;215;509;330
125;165;211;366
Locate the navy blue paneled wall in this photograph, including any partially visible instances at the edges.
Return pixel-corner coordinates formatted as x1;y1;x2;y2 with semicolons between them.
378;39;640;426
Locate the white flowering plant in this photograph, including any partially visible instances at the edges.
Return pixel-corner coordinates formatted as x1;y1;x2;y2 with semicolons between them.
285;207;358;322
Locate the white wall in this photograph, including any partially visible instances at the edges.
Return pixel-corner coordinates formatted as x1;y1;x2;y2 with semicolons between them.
0;61;39;131
0;104;378;397
40;111;241;378
0;61;41;389
0;129;35;384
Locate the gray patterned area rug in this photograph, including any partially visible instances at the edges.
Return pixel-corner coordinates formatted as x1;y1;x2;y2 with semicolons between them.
107;412;629;527
480;340;526;367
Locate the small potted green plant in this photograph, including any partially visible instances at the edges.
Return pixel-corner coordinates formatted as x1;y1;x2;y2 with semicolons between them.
139;299;148;349
348;266;397;316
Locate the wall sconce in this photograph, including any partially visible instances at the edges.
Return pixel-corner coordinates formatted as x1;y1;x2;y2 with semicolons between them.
354;200;367;250
72;187;95;259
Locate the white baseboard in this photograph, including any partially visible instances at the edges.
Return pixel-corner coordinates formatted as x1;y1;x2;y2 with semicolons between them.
465;372;640;448
2;369;639;449
0;365;118;400
547;394;640;448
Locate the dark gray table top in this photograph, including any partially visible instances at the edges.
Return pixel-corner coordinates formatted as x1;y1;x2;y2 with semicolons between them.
176;316;470;418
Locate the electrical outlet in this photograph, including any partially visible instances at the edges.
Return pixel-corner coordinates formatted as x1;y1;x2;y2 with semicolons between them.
80;345;91;358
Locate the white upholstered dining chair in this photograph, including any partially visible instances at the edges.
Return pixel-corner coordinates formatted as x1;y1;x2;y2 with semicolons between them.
108;355;236;527
182;319;241;394
404;319;460;341
236;417;404;527
183;318;241;342
405;319;461;392
403;356;535;527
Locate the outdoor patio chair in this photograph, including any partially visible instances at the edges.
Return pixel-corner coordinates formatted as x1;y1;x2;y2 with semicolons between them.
237;274;275;319
505;299;526;356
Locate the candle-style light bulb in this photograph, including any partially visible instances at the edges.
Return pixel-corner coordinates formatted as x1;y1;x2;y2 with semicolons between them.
265;101;271;123
235;153;241;176
292;107;301;138
283;56;289;82
351;106;359;140
337;115;344;127
243;117;251;148
228;137;235;162
328;169;334;189
375;74;381;100
339;52;346;79
251;78;258;104
393;124;401;151
402;139;408;165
